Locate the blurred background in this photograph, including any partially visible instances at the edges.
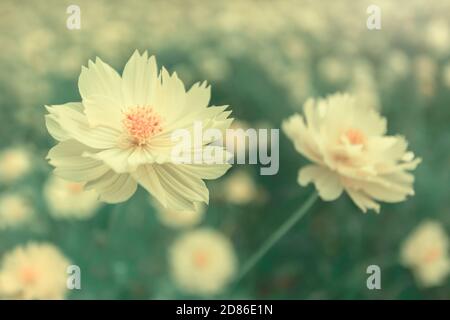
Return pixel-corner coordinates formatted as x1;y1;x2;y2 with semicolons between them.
0;0;449;299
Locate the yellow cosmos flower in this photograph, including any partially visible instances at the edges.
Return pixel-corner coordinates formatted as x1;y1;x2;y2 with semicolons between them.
169;228;237;296
222;170;258;205
0;243;70;299
400;220;450;287
0;147;31;184
282;93;421;213
44;175;101;220
0;193;34;229
45;51;233;211
153;200;205;229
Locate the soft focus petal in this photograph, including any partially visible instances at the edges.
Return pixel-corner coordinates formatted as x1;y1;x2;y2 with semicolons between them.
298;165;343;201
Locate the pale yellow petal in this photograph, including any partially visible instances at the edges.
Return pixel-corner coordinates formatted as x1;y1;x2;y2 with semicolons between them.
185;81;211;112
47;140;109;182
122;50;158;108
78;57;124;128
83;148;135;173
133;165;168;207
82;94;123;129
134;164;209;211
46;104;120;149
78;57;123;104
346;188;380;213
298;165;343;201
282;114;322;164
85;171;137;203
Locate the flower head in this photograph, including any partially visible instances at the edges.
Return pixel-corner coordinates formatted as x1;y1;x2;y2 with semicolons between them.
0;147;31;184
44;175;100;219
169;228;237;295
0;194;34;229
282;93;421;213
0;243;70;299
222;170;258;205
45;51;233;210
153;200;205;229
400;220;450;287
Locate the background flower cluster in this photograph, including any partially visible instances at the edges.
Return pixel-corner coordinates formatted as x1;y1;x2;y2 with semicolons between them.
0;0;449;299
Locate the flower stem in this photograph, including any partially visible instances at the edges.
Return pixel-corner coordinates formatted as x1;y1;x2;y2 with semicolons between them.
235;192;319;284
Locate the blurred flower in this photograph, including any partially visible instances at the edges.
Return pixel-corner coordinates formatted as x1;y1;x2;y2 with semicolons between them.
280;35;309;61
318;57;348;84
0;243;71;299
56;47;85;75
400;220;450;287
414;55;437;98
197;50;230;82
0;194;33;229
0;147;31;184
153;200;205;229
169;228;237;295
386;50;410;79
282;93;421;213
222;170;258;205
45;50;233;210
425;19;449;55
44;175;100;220
20;28;54;72
351;62;380;110
95;22;132;59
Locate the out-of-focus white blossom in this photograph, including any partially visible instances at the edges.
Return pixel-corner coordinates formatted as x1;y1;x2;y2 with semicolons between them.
401;221;450;287
0;147;31;184
0;194;33;229
44;175;100;220
414;55;437;98
425;19;450;55
222;170;258;205
153;200;205;229
169;228;237;295
318;57;348;84
0;243;71;299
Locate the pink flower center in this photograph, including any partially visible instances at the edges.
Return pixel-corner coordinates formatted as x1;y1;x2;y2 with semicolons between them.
122;107;162;146
344;128;366;145
66;182;84;194
193;250;210;268
20;266;37;284
423;247;441;264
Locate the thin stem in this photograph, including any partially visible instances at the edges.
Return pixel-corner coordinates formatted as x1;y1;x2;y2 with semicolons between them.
235;192;319;284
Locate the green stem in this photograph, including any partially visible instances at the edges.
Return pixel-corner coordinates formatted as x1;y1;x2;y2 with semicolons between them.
235;192;319;284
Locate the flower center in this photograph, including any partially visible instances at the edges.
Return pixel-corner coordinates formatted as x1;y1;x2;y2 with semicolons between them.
344;128;366;145
122;106;162;146
66;182;84;194
193;250;210;268
20;266;38;284
423;247;441;264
